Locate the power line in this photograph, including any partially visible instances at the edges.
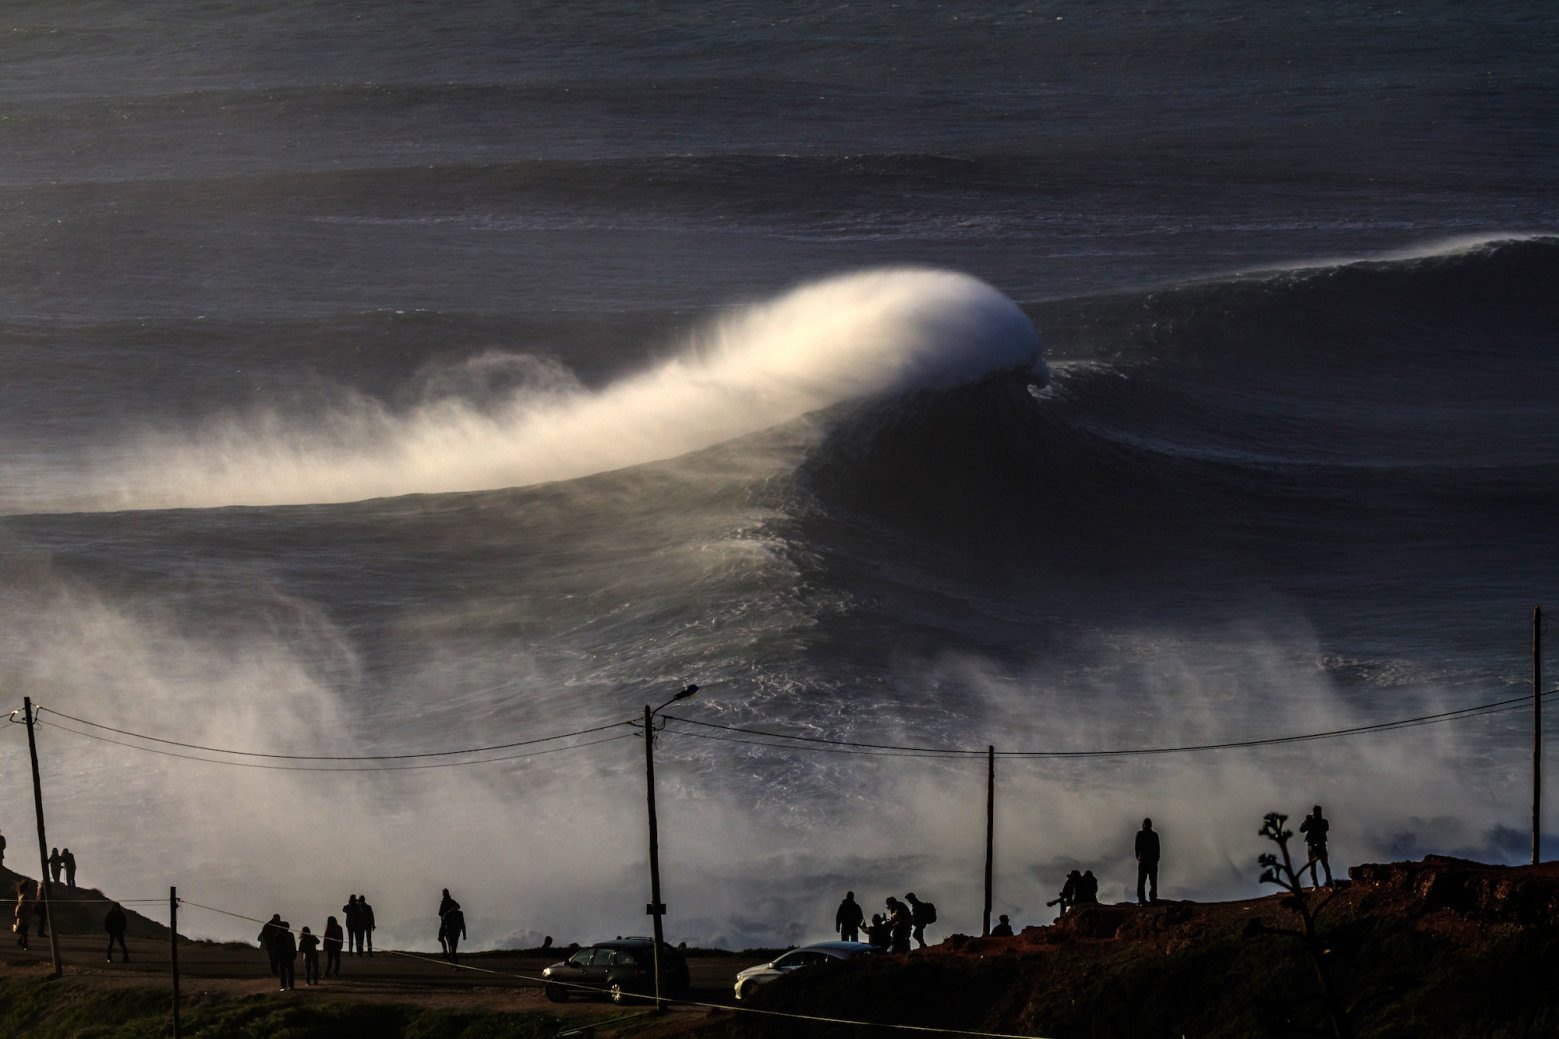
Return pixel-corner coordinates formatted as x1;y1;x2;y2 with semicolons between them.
38;706;632;761
659;689;1559;759
40;718;638;772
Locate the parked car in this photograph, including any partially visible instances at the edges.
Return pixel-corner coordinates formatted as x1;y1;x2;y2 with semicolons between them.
733;940;879;1000
542;937;691;1004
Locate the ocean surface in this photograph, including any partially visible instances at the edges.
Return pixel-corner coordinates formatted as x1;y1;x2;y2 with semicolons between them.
1;1;1556;951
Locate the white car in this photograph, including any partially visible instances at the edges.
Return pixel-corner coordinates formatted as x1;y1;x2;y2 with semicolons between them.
733;941;879;1000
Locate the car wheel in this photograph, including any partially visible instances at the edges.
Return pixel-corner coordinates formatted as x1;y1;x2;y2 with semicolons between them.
544;983;568;1003
609;982;631;1005
736;980;756;1001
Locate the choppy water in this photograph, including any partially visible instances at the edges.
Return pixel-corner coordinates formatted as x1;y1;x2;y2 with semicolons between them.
1;1;1555;950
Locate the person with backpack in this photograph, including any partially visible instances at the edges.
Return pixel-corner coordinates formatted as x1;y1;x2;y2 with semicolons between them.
904;892;937;949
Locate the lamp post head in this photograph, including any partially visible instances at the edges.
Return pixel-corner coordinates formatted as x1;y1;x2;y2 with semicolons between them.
675;684;699;701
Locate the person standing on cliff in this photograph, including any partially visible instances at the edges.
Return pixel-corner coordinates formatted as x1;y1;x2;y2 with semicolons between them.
358;894;376;955
0;828;7;868
1135;818;1161;905
835;891;865;942
1300;805;1333;888
47;847;62;885
61;848;76;889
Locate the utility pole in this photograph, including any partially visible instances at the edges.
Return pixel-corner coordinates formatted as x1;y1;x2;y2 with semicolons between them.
171;886;182;1038
1535;606;1543;866
643;684;697;1011
644;703;666;1009
22;697;63;978
983;745;995;937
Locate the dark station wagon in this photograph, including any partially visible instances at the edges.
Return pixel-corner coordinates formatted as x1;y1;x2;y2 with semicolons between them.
542;937;692;1004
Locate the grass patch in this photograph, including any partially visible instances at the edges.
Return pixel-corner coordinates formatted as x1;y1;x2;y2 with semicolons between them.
0;978;578;1039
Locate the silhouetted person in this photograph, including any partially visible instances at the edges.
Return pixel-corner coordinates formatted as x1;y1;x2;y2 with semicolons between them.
323;915;344;977
359;894;376;955
990;914;1014;937
440;905;467;965
866;913;889;948
61;848;76;889
259;913;284;976
1076;870;1099;904
542;935;553;950
48;847;62;885
13;881;34;950
835;891;865;942
343;895;361;955
1048;869;1081;918
438;889;459;953
905;892;936;949
1135;818;1160;905
299;926;320;985
885;897;912;954
0;829;7;868
105;902;129;962
276;921;298;990
1300;805;1333;888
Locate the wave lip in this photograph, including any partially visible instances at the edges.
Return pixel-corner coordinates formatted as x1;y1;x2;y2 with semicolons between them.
25;268;1044;513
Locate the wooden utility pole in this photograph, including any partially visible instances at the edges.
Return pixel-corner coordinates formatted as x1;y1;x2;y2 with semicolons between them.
171;886;182;1037
22;698;63;978
1535;606;1543;866
983;745;995;937
644;704;667;1010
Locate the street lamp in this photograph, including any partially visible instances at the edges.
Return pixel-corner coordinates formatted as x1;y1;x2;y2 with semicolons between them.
645;683;697;1010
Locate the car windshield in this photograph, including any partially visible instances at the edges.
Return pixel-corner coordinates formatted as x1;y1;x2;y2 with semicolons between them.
567;950;592;967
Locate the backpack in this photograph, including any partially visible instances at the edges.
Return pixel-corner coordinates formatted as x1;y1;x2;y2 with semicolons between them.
917;901;937;924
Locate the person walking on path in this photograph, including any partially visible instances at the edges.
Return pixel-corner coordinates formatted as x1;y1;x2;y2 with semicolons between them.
258;913;284;976
1300;805;1333;888
358;894;376;955
1135;818;1161;905
440;903;467;965
275;921;298;991
105;902;129;962
323;915;344;977
61;848;76;889
13;881;34;950
905;892;936;949
299;926;320;985
438;889;460;955
835;891;865;943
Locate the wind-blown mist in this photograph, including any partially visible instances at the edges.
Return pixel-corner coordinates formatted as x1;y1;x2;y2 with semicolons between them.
22;269;1044;513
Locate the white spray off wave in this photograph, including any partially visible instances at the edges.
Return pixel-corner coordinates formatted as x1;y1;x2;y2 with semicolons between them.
91;269;1045;510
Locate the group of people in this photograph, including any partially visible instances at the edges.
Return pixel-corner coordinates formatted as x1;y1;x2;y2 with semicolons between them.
258;912;344;989
834;890;938;954
258;893;371;991
46;847;79;888
1043;806;1335;923
341;894;377;956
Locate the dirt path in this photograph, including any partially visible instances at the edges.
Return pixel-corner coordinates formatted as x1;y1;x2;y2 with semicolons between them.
0;932;745;1020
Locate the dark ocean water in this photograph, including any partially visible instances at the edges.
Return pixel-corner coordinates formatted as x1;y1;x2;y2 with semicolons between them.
1;1;1555;949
